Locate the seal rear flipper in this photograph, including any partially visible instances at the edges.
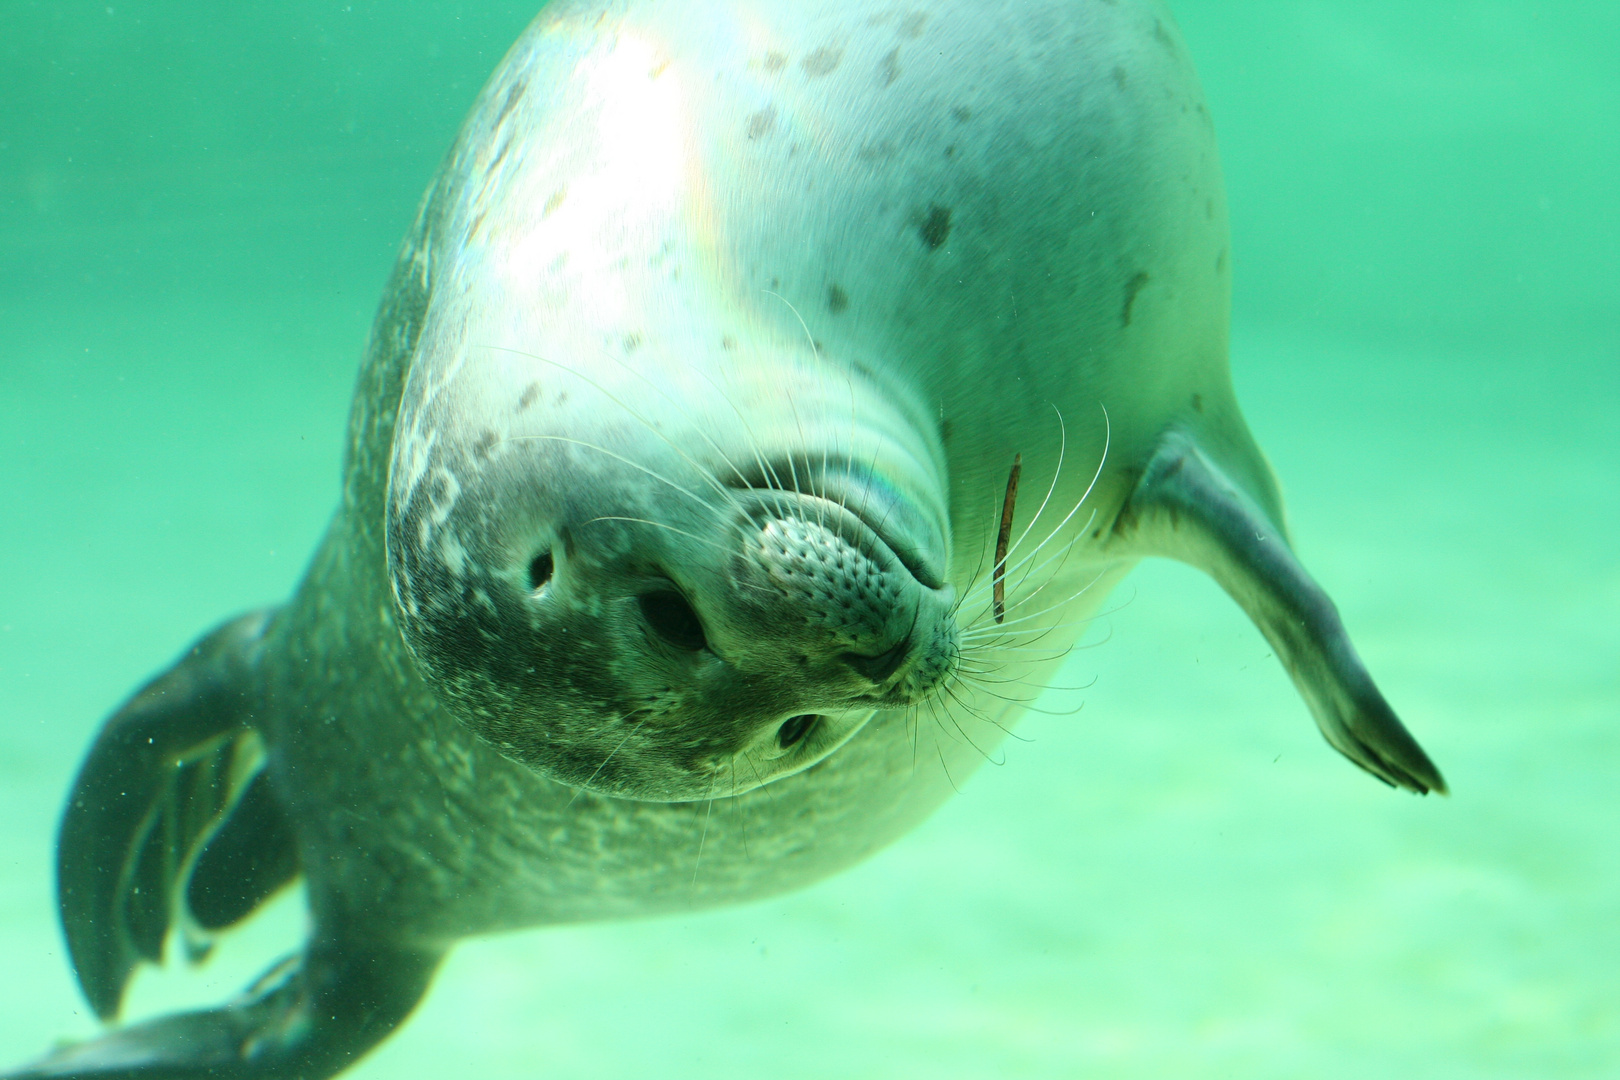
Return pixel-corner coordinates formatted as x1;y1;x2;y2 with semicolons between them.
57;609;300;1022
1114;429;1446;794
184;770;299;933
3;940;442;1080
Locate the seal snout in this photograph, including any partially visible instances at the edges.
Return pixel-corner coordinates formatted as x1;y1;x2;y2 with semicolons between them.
733;489;957;708
739;503;908;652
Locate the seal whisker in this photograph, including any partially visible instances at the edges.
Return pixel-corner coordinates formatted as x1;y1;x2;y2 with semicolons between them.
960;675;1080;698
946;496;998;623
960;527;1086;632
486;345;744;512
566;711;652;808
691;768;719;889
964;577;1114;633
808;355;849;535
962;596;1133;652
580;516;736;558
908;702;924;772
957;653;1066;684
950;649;1095;696
504;434;715;509
763;290;881;558
1004;507;1098;606
959;450;1101;605
958;639;1089;658
951;678;1089;718
961;619;1066;644
842;343;860;541
958;506;1095;620
938;679;1036;739
948;411;1059;626
858;443;901;562
951;660;1089;690
1002;404;1109;572
728;767;751;863
583;520;781;594
959;616;1104;653
744;752;777;806
981;520;1093;632
963;565;1112;636
586;344;761;508
935;675;1003;727
762;290;822;533
960;625;1080;653
960;607;1099;643
999;408;1065;570
935;684;1009;762
689;365;796;503
958;498;1068;622
926;682;994;758
834;376;886;556
946;663;1010;680
934;742;962;795
958;405;1110;625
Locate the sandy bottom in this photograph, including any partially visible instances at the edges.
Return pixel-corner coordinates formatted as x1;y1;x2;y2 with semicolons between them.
0;291;1614;1078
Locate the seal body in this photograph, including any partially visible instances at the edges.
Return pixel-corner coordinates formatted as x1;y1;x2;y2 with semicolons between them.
293;0;1237;934
5;2;1442;1076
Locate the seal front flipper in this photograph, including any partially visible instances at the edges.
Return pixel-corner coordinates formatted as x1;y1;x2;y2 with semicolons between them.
54;609;298;1022
1114;429;1446;794
4;939;442;1080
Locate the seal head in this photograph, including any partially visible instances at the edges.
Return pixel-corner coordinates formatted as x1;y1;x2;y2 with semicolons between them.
385;348;959;803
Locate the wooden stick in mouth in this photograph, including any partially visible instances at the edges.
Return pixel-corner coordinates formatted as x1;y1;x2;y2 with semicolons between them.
993;453;1021;624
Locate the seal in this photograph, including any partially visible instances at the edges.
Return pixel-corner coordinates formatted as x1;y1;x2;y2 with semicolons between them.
5;0;1444;1076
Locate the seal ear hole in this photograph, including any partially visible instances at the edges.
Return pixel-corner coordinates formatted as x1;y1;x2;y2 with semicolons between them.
777;714;820;749
527;552;554;592
638;590;707;651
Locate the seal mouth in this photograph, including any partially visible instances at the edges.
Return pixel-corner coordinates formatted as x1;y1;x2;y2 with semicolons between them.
730;457;945;589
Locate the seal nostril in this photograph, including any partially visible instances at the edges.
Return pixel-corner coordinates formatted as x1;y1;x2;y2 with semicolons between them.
528;552;554;592
843;636;910;683
638;590;708;651
777;714;819;749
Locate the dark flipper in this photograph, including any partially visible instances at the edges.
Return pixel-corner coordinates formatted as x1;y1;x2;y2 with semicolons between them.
1115;429;1446;794
55;610;299;1021
186;771;299;933
3;611;442;1080
5;940;442;1080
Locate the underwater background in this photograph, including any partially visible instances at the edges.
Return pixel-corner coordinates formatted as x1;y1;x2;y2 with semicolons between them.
1;1;1614;1076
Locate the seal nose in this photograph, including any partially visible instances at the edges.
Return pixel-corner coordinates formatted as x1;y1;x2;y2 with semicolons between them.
843;634;911;683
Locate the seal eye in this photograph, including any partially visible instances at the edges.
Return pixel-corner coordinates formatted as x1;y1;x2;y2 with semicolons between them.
777;714;819;749
528;552;554;592
638;590;707;651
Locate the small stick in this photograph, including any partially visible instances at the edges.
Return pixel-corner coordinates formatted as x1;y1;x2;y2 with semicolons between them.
993;453;1021;624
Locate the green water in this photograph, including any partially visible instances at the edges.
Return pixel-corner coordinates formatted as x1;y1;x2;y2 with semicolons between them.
1;2;1615;1077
